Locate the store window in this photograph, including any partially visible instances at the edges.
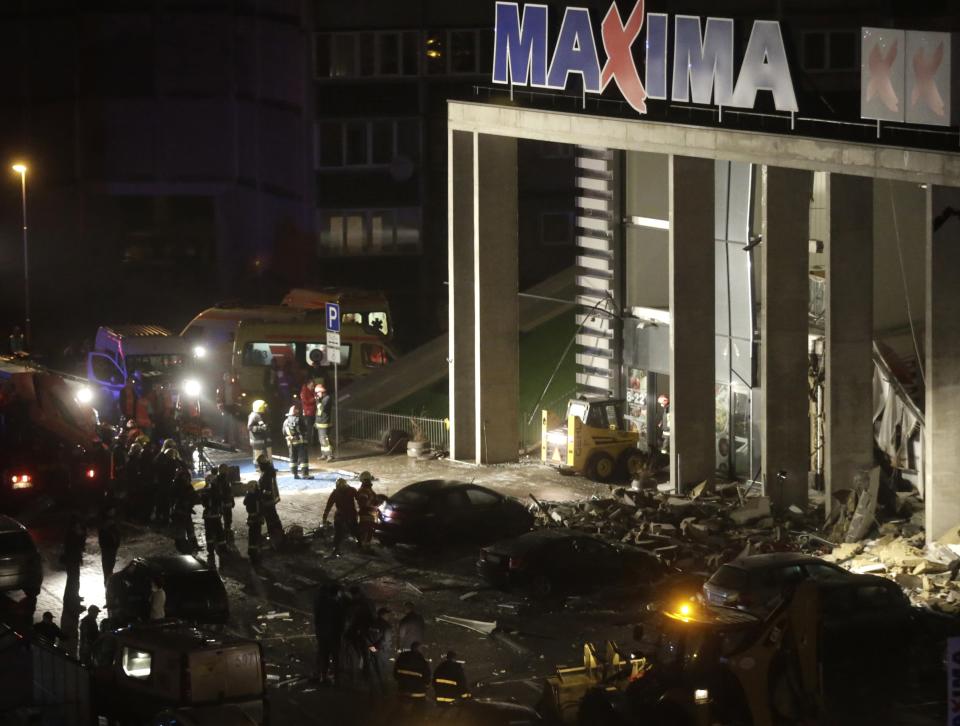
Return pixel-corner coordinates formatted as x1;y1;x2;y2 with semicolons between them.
318;208;422;255
316;31;419;78
121;647;152;679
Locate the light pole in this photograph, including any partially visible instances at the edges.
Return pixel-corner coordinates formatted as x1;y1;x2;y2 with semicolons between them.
11;163;29;349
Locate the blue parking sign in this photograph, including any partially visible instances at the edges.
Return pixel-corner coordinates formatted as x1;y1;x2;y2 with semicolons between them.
326;302;341;332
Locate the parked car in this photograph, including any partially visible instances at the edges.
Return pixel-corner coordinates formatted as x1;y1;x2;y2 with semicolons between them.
478;530;664;597
376;480;533;546
0;515;42;598
90;622;265;724
702;552;857;612
106;555;228;625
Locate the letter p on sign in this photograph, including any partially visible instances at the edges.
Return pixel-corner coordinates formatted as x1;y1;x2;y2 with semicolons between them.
326;302;341;333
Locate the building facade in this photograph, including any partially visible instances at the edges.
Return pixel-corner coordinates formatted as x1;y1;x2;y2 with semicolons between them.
448;0;960;543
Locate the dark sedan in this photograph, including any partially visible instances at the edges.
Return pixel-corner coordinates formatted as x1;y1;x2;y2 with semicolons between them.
106;555;228;625
376;480;533;546
478;530;664;597
0;515;42;598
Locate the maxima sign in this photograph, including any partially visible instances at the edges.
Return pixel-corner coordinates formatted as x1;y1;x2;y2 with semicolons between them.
492;0;798;116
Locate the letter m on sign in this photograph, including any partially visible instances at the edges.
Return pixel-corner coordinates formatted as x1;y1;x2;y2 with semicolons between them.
492;2;549;87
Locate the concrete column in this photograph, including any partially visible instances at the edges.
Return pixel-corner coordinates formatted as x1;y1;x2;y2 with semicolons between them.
760;166;813;509
474;133;519;464
448;130;476;461
669;155;715;491
925;185;960;543
824;174;873;513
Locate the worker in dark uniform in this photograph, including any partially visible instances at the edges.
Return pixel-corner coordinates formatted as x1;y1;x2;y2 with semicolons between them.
314;382;334;461
78;605;100;665
200;481;224;568
394;641;430;701
364;607;393;694
257;454;285;547
433;650;471;705
33;612;67;645
211;463;235;544
170;464;199;554
152;439;181;526
243;482;263;564
62;515;86;610
322;478;358;557
98;504;121;585
313;583;345;685
397;601;426;652
355;472;379;550
283;404;313;479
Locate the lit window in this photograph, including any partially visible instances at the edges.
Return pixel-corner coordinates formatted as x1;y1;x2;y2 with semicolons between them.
367;312;389;336
121;647;152;679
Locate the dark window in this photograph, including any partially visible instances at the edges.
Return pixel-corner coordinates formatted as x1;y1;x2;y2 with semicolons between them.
759;564;804;587
402;31;419;75
371;121;393;164
315;34;331;77
396;120;420;163
358;32;375;76
830;32;857;69
856;584;904;609
804;563;849;581
441;490;471;509
0;531;35;555
395;208;421;250
709;565;748;590
391;488;428;505
345;122;368;166
332;34;356;77
317;122;343;167
451;30;477;73
379;34;400;75
478;29;494;74
803;32;826;71
465;488;499;506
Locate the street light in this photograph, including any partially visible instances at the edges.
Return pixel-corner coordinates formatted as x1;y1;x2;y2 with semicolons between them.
11;163;29;349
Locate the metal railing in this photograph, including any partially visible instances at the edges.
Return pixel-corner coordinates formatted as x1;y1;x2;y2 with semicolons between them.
340;408;449;452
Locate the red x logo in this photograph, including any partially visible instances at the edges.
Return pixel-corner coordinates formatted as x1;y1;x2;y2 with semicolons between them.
912;42;945;117
600;0;646;114
866;39;900;112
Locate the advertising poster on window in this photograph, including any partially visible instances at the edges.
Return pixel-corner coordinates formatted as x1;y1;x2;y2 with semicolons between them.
626;368;648;451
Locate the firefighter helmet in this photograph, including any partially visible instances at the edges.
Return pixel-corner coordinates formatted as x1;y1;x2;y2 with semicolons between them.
161;439;177;452
252;399;268;414
127;443;143;457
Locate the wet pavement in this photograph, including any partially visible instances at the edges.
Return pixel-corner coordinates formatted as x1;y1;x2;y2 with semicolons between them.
2;443;637;725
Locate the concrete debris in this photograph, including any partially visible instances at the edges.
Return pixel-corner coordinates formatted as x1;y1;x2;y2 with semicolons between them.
728;497;771;526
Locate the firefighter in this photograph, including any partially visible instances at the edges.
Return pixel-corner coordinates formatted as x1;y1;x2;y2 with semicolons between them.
120;380;137;422
62;515;87;610
98;504;121;585
78;605;100;665
283;404;313;479
124;442;146;521
433;650;471;705
322;478;358;557
248;399;272;467
212;463;235;543
313;583;345;684
355;472;378;550
170;463;199;554
314;382;334;462
394;641;430;701
243;481;263;564
300;379;318;444
152;439;180;526
200;481;224;568
258;455;285;547
364;607;394;694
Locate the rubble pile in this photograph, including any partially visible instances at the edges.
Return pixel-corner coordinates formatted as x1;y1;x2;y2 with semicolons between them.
528;483;825;573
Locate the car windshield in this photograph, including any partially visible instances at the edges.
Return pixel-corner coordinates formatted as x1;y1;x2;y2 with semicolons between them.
0;530;35;555
391;488;429;505
709;565;748;590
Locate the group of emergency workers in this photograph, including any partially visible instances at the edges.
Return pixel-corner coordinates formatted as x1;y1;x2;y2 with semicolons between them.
117;371;200;444
312;585;472;705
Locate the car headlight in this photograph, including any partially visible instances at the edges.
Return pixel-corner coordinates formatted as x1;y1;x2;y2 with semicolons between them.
694;689;709;705
183;379;202;398
193;345;207;359
75;386;94;405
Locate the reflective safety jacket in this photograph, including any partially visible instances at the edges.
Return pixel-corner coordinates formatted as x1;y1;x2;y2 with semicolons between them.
394;649;431;698
432;659;470;703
